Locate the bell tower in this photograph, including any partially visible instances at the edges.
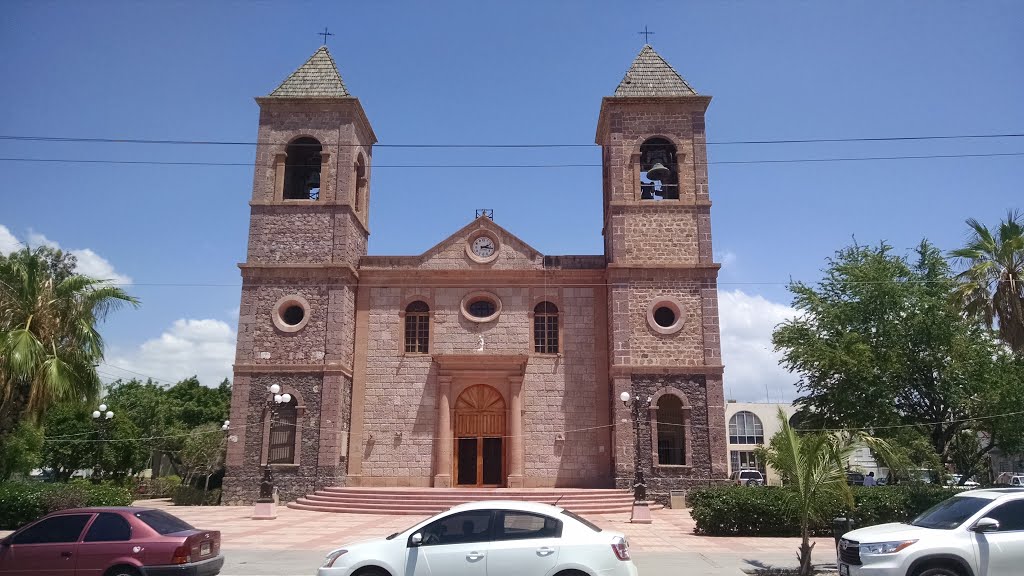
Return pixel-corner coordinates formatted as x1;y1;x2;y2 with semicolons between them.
597;45;728;496
223;46;376;505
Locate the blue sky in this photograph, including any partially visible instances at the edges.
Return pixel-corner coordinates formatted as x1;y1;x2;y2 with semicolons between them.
1;2;1021;401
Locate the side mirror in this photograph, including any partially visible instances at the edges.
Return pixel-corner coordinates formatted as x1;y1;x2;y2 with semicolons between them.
972;517;1000;533
409;533;423;547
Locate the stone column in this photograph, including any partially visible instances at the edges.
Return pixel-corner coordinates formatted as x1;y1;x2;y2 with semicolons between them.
507;375;524;488
433;376;453;487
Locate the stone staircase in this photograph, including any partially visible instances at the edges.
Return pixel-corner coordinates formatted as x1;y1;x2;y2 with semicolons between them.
287;487;663;515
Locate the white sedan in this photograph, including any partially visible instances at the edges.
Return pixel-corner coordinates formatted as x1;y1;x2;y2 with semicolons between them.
318;500;639;576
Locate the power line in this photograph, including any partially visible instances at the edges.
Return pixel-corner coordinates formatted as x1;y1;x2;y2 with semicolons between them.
2;133;1022;147
0;151;1022;168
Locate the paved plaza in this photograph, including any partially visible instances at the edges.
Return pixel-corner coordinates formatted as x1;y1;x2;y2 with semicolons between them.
0;500;839;574
144;500;838;575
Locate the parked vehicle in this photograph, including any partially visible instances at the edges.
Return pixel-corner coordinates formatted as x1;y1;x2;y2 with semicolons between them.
995;472;1024;487
846;471;866;486
729;470;765;486
318;500;637;576
838;488;1024;576
0;507;223;576
945;474;980;488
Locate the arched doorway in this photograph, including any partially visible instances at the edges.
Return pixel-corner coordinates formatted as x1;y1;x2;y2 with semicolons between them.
454;384;506;486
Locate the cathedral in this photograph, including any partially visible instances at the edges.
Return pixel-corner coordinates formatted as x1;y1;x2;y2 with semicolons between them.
223;44;728;506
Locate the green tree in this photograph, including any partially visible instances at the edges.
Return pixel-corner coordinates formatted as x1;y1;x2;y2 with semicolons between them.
0;246;138;442
40;403;94;481
0;420;43;480
773;241;1024;475
951;210;1024;354
178;423;226;492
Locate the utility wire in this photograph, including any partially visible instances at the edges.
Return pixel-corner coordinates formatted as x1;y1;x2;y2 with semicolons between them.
2;133;1023;147
1;151;1023;168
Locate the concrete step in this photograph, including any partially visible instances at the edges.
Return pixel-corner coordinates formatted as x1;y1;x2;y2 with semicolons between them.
286;487;662;515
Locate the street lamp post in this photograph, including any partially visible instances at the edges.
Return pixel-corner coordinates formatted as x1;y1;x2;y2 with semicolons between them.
91;404;114;484
253;384;290;520
620;391;653;524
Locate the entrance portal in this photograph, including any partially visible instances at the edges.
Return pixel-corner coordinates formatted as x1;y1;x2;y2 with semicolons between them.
454;384;506;487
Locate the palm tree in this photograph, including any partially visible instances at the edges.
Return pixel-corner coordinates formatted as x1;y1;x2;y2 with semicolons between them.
761;409;904;576
951;210;1024;354
0;247;138;440
760;409;854;576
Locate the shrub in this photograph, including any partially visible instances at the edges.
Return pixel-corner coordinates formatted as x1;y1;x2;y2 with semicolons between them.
143;475;181;498
171;486;221;506
0;481;133;530
689;484;962;537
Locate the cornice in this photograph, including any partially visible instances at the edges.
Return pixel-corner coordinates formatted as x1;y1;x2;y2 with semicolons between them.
233;363;354;378
611;364;724;377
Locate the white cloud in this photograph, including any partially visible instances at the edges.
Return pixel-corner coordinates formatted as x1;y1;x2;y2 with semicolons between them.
105;319;236;387
716;250;738;268
71;248;132;286
718;289;800;403
0;225;21;255
3;227;133;285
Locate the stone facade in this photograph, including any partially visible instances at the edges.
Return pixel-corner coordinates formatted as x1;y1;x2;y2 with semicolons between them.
223;45;728;506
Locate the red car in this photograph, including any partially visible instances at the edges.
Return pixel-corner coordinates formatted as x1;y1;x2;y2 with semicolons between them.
0;506;223;576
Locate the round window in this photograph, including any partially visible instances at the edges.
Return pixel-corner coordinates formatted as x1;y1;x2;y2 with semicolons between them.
460;291;502;323
647;297;684;335
468;300;496;318
272;295;311;333
653;306;676;328
281;305;305;326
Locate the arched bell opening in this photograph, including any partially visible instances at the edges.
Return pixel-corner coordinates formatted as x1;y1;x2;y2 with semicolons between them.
639;137;679;200
284;137;323;200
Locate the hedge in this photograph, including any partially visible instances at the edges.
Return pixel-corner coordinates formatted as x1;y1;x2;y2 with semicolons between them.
689;484;956;536
0;481;133;530
171;486;221;506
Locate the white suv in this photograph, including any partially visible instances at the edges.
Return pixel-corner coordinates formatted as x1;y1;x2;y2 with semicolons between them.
838;488;1024;576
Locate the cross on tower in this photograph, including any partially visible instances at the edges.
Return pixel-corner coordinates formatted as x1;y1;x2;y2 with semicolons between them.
637;25;655;44
319;27;334;45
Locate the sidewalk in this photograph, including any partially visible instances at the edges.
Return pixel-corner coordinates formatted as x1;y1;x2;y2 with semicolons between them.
139;499;838;570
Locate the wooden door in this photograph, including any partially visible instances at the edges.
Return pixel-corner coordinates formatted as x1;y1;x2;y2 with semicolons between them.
454;385;506;487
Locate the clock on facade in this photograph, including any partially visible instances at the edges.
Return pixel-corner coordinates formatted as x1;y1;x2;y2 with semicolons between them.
466;232;500;263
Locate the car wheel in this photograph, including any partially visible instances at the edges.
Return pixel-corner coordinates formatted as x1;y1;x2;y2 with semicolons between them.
352;567;390;576
915;565;963;576
105;567;141;576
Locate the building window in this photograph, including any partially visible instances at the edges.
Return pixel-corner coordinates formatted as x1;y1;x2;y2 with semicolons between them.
354;155;366;212
268;398;297;464
730;450;765;474
639;137;678;200
460;292;502;323
404;301;430;353
729;411;764;444
656;395;686;465
533;302;559;354
284;137;322;200
272;295;311;333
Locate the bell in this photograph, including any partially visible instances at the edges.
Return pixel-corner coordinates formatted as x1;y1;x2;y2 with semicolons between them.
645;162;671;182
305;169;321;189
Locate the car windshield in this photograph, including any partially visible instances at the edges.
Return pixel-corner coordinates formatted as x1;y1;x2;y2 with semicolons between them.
135;510;194;535
910;496;990;530
386;518;429;540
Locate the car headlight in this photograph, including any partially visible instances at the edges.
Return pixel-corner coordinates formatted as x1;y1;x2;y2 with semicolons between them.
860;540;917;555
322;549;348;568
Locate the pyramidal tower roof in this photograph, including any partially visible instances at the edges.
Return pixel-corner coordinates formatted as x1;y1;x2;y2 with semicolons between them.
268;46;350;98
614;45;697;97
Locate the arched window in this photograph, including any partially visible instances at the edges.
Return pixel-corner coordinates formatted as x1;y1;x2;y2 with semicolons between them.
533;302;559;354
404;301;430;353
729;411;764;445
268;398;298;464
284;137;322;200
656;395;686;465
639;137;678;200
354;155;367;212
